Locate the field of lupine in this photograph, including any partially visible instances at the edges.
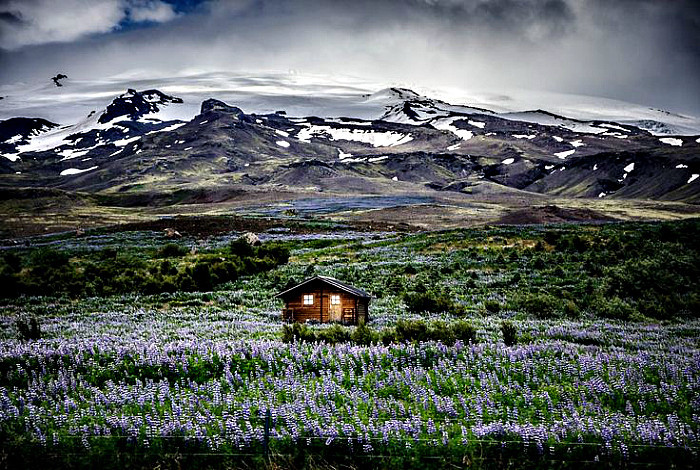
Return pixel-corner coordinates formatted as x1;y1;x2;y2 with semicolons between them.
0;219;698;468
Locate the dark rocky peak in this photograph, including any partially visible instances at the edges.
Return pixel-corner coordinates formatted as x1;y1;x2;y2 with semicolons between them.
0;117;58;154
200;99;245;117
98;89;183;124
0;117;57;142
390;87;422;100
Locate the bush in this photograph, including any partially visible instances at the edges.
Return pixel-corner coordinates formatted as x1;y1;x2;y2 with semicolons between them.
191;263;213;291
16;317;41;341
352;322;377;345
501;320;517;346
395;320;429;343
516;292;561;318
158;243;188;258
316;324;351;344
593;296;637;320
381;329;397;345
563;300;580;317
428;321;456;345
230;238;255;258
484;299;501;314
30;249;69;269
452;321;477;344
404;291;457;314
281;323;315;343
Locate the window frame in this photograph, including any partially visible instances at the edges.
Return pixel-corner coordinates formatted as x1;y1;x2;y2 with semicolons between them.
330;294;341;305
303;294;314;305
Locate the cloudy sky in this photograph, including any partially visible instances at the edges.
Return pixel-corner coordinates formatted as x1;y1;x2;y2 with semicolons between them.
1;0;699;115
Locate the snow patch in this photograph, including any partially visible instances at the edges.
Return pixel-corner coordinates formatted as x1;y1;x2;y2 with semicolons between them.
623;163;635;173
275;129;290;137
552;136;563;142
114;136;141;147
545;165;554;170
276;140;290;148
433;117;473;141
675;164;688;169
5;134;23;144
60;166;98;176
468;120;486;129
570;139;584;147
58;148;91;161
447;144;461;151
392;176;399;181
146;122;186;135
593;164;598;171
554;149;575;159
689;174;699;184
600;123;630;133
660;137;683;147
598;192;606;198
501;158;515;165
338;149;353;159
296;125;413;147
512;134;536;140
368;156;388;163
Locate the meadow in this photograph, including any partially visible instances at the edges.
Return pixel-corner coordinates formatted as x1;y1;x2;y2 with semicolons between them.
0;218;698;469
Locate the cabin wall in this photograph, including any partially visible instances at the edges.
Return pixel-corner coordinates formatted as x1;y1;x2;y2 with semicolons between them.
281;281;367;324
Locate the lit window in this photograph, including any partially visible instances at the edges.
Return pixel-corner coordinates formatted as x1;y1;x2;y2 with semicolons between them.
331;295;340;305
303;294;314;305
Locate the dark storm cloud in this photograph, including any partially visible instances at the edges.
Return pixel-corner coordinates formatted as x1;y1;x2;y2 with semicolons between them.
0;0;699;115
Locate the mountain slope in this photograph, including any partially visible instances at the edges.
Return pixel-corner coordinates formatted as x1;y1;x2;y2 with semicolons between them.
0;78;698;205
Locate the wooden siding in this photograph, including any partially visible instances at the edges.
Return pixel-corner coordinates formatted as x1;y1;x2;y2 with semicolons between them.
280;279;369;324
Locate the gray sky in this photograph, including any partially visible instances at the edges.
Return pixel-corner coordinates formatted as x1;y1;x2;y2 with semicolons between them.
1;0;699;115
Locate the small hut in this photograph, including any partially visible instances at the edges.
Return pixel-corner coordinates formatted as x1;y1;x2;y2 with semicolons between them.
276;276;370;325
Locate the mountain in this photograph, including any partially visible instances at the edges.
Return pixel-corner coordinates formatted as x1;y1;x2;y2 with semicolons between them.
0;72;698;234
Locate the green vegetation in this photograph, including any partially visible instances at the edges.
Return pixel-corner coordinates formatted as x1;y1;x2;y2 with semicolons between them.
0;218;699;469
281;319;477;346
0;238;289;298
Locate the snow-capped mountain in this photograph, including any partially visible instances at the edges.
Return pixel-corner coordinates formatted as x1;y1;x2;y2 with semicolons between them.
0;72;698;203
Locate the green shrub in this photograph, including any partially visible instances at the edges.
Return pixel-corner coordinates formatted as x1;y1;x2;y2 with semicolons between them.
158;243;188;258
230;238;255;258
428;321;456;345
191;263;213;291
516;292;561;318
484;299;501;314
16;317;41;341
352;322;377;345
317;324;351;344
30;249;69;269
501;320;517;346
563;300;580;317
380;329;397;345
281;323;315;343
403;291;455;314
452;321;477;344
395;320;429;343
593;296;636;320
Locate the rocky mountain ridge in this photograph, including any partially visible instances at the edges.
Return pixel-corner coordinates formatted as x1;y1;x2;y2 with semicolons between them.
1;85;699;204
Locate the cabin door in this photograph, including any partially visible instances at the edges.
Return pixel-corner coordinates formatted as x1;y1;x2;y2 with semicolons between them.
329;294;342;322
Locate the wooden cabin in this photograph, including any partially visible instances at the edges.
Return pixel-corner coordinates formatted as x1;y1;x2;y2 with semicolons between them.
276;276;371;325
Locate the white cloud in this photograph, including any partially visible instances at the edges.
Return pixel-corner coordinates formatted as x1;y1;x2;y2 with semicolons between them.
127;0;178;23
0;0;178;49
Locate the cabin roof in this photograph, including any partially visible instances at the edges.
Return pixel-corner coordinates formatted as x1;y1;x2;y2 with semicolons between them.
275;275;371;299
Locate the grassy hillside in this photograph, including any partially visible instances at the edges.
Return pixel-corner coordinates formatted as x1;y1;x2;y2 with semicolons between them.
0;218;698;468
